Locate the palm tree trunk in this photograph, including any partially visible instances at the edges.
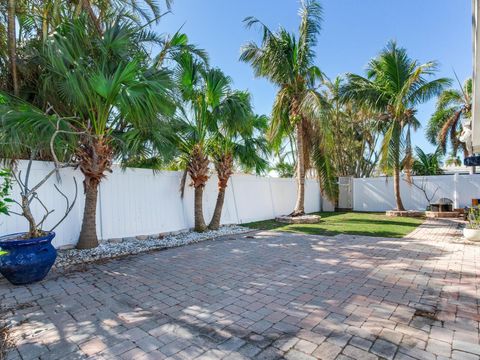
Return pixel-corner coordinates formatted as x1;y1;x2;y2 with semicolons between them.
188;145;209;232
209;186;226;230
7;0;19;96
194;186;207;232
208;154;233;230
292;121;305;216
41;5;48;42
81;0;102;34
393;164;405;211
77;181;99;249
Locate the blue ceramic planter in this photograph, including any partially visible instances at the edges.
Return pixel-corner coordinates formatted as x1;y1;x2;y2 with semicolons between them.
0;232;57;285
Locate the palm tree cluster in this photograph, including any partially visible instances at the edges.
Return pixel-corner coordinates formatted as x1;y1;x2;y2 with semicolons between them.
0;1;268;248
241;1;456;213
0;0;465;244
241;0;337;215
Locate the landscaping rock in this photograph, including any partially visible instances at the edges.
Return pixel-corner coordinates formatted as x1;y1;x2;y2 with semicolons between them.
54;225;251;269
385;210;424;217
275;215;321;224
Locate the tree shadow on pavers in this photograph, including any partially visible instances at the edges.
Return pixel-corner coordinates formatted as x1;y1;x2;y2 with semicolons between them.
4;288;290;359
221;230;472;358
1;226;477;359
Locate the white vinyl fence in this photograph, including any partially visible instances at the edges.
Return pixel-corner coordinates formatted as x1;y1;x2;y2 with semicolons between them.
353;174;480;212
0;161;331;248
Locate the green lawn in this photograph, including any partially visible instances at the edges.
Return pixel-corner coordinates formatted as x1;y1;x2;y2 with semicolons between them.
243;212;424;238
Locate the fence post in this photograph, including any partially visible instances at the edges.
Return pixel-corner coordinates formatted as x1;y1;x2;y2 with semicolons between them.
267;177;276;218
229;175;241;224
453;173;459;209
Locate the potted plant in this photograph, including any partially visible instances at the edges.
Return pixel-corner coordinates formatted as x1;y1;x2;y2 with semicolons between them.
464;207;480;242
0;90;84;285
0;153;78;285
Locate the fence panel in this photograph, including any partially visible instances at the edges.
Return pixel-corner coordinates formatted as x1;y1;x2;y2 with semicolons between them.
0;161;84;248
0;161;324;248
353;174;480;212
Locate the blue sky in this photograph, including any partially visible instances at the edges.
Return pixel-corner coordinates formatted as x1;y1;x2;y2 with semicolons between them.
157;0;472;153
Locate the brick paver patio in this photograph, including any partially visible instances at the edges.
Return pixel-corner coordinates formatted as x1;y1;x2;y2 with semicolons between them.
1;219;479;360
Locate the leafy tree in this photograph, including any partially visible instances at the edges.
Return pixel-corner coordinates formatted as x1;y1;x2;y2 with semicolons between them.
240;0;335;216
324;76;380;178
342;41;450;211
426;78;472;157
271;161;296;178
412;146;443;176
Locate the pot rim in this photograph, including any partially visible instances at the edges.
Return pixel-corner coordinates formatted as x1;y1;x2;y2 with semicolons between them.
0;232;56;248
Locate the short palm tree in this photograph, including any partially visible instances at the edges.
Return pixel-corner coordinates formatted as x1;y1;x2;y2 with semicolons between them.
208;112;269;230
341;41;450;211
240;0;331;216
444;153;462;167
412;146;443;176
39;17;176;248
426;78;472;156
173;53;250;232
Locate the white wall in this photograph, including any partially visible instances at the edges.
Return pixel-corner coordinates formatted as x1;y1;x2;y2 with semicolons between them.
0;161;325;248
353;174;480;212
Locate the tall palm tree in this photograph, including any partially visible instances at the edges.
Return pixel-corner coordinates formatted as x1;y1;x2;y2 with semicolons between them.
341;41;450;211
39;17;176;248
208;112;269;230
173;53;248;232
412;146;443;176
426;78;472;165
240;0;331;216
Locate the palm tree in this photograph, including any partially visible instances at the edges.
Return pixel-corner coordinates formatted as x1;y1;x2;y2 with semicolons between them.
240;0;330;216
341;41;450;211
7;0;18;96
173;53;249;232
412;146;443;176
426;78;472;165
208;112;269;230
0;0;175;95
38;17;176;248
444;153;462;167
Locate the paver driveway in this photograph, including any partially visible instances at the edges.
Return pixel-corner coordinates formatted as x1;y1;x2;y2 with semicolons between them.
1;219;479;360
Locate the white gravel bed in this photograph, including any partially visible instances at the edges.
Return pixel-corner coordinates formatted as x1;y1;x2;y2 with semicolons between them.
54;225;252;268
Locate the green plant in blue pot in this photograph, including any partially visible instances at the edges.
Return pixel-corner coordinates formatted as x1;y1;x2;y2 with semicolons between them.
0;154;79;285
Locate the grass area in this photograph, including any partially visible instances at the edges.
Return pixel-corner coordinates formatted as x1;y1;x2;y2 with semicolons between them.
243;212;424;238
